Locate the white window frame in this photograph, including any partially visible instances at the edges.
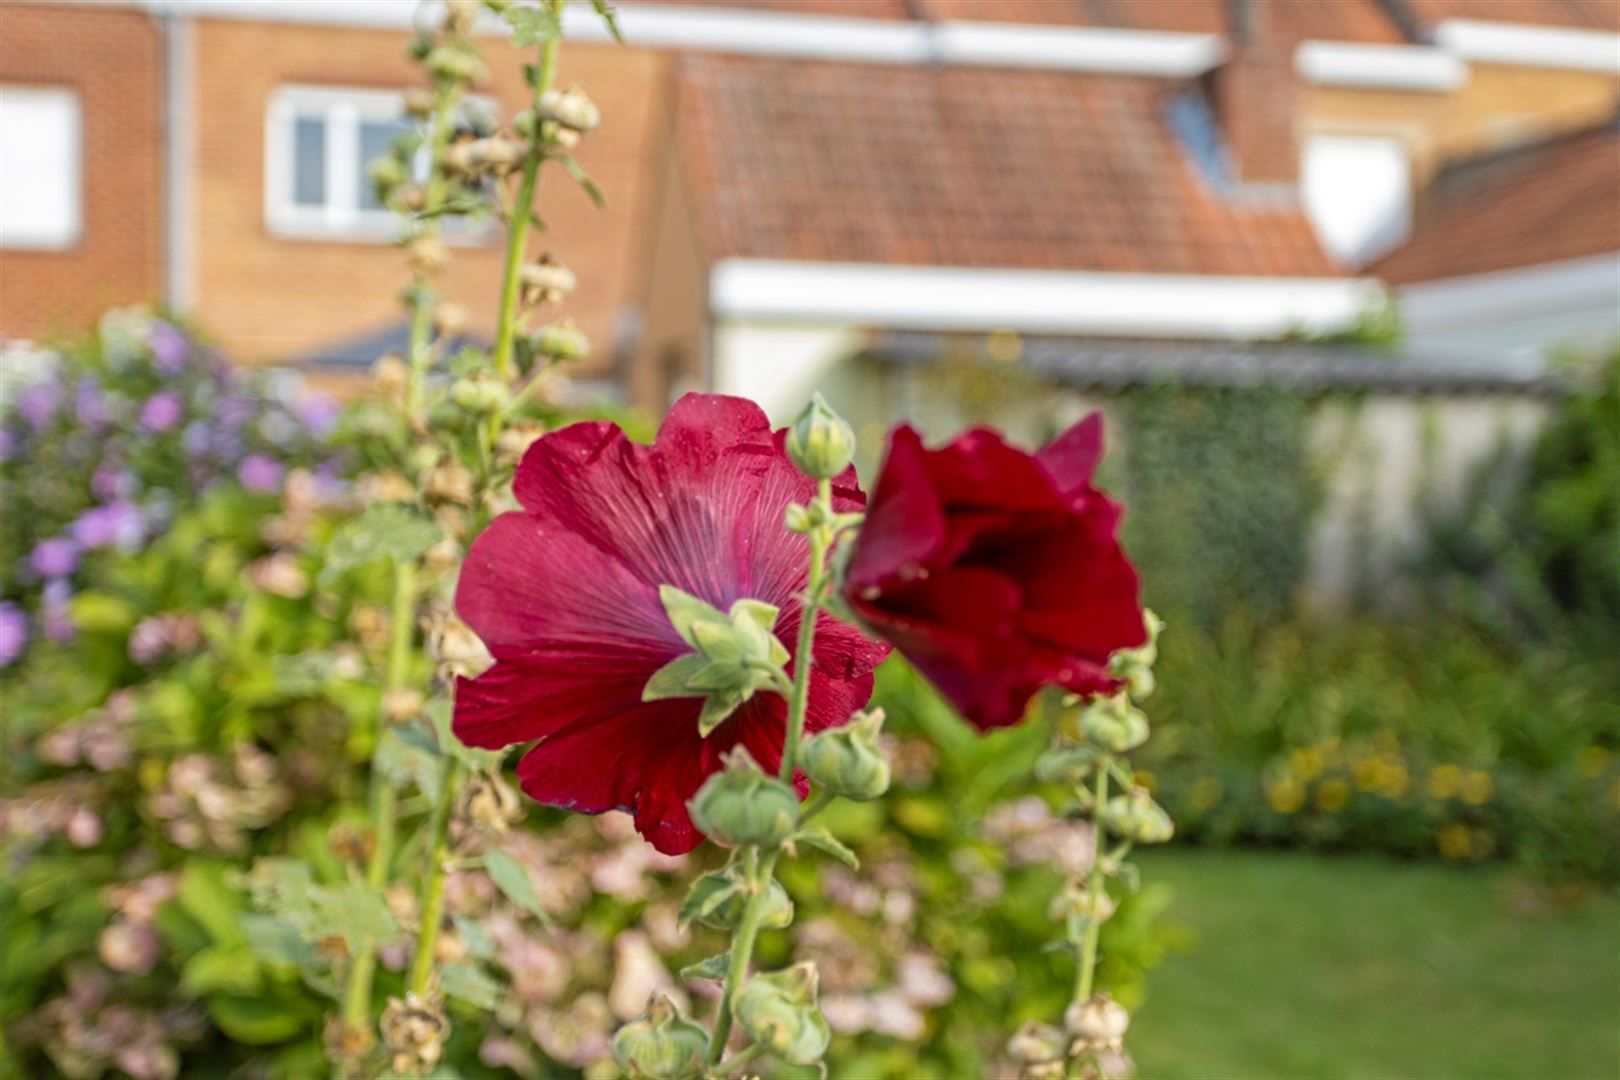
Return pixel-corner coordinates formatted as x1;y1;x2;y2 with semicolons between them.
264;84;495;243
0;85;83;251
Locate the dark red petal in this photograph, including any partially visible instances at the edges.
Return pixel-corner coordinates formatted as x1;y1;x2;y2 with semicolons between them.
844;427;945;592
925;428;1066;513
1037;412;1105;502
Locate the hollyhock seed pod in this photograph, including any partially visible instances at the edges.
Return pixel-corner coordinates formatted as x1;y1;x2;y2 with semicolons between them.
1066;992;1130;1048
407;234;450;276
786;393;856;480
1048;878;1117;924
539;85;601;133
531;318;589;363
382;687;426;725
688;749;799;849
381;994;450;1075
450;374;507;414
1101;788;1174;845
433;301;469;340
424;461;476;508
455;770;522;834
518;256;577;306
373;353;408;398
800;708;890;801
1007;1021;1067;1065
612;994;708;1080
468;136;525;172
734;962;831;1066
1078;694;1149;754
425;43;487;84
402;86;436;119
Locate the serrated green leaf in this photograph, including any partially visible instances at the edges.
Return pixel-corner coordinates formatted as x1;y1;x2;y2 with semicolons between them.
591;0;624;42
376;726;446;796
561;156;606;208
310;882;396;953
642;652;707;701
677;872;739;930
321;505;442;581
440;962;502;1009
485;848;549;923
506;5;562;46
241;914;316;969
679;953;730;981
790;825;859;869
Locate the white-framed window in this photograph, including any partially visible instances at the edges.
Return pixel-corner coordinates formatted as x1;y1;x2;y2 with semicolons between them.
264;85;495;243
1302;135;1413;267
0;85;82;250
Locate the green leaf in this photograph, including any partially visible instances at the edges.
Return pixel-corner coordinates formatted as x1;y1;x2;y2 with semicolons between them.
208;995;308;1045
181;944;264;996
451;914;496;961
241;914;316;970
178;862;247;947
642;652;707;702
427;700;504;771
677;872;738;930
590;0;624;42
376;726;446;796
506;5;562;46
485;848;549;922
68;591;139;634
561;156;605;208
310;882;396;953
658;585;727;648
679;953;731;981
440;962;502;1009
789;825;859;869
271;651;342;698
321;505;443;581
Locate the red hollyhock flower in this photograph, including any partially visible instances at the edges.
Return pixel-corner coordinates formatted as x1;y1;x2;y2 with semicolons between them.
842;414;1146;732
454;394;888;855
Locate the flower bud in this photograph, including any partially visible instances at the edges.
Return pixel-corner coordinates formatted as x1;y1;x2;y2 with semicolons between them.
425;42;487;84
1101;788;1173;845
530;318;590;363
1007;1021;1067;1065
784;503;812;533
800;708;890;801
1066;992;1130;1049
785;393;855;480
518;256;577;306
450;374;507;414
1078;694;1149;754
539;85;601;133
698;868;794;931
468;135;525;172
433;301;469;340
402;86;436;119
407;234;450;276
369;154;409;200
611;994;708;1080
1035;744;1102;786
733;962;830;1066
1108;609;1164;702
688;747;798;849
444;0;480;32
1048;877;1116;924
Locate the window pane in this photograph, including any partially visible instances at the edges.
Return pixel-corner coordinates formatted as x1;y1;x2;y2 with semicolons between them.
292;117;326;206
0;86;81;249
358;119;409;210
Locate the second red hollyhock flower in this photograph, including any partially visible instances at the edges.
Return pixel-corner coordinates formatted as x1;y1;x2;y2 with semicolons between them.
842;415;1147;731
454;394;887;855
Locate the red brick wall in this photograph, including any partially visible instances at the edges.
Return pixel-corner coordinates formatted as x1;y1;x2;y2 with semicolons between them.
0;2;164;340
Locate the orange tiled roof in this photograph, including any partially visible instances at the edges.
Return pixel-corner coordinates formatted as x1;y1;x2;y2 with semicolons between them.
917;0;1405;42
1404;0;1620;32
1375;119;1620;283
677;55;1339;277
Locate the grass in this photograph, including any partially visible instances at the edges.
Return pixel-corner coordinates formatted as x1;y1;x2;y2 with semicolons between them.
1129;849;1620;1080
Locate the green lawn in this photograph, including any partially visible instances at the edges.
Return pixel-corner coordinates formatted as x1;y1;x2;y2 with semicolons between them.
1129;850;1620;1080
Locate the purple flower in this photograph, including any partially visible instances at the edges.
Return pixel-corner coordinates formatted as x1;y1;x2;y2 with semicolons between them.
138;392;183;433
29;537;79;579
0;602;26;667
92;466;134;501
217;396;256;430
238;453;285;494
0;428;15;463
72;501;145;551
74;378;109;427
16;381;59;431
42;579;75;644
148;320;190;375
293;394;340;438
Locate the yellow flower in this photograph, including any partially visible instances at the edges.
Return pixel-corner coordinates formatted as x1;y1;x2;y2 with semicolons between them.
1266;777;1305;815
1189;776;1222;811
1427;763;1462;800
1314;778;1351;814
1576;745;1611;780
1378;761;1411;800
1352;758;1383;791
1458;770;1493;806
1437;823;1472;860
1288;748;1324;782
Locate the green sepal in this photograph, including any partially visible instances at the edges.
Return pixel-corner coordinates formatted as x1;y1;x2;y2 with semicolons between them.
788;825;859;869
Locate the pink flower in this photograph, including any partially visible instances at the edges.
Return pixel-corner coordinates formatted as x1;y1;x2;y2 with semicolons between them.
454;394;887;854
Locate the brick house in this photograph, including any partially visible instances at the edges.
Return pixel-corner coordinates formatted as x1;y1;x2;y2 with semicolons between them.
1;0;1616;413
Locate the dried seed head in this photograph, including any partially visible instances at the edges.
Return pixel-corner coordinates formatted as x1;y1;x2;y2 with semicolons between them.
539;85;601;133
1065;992;1130;1050
373;353;409;399
454;771;523;834
423;460;475;508
402;87;436;119
433;301;469;340
381;994;450;1075
408;234;450;276
382;687;426;724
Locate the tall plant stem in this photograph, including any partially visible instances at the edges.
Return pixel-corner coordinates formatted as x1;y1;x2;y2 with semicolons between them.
708;847;779;1065
340;559;418;1034
403;90;460;421
409;756;466;996
492;3;564;381
1075;761;1111;1004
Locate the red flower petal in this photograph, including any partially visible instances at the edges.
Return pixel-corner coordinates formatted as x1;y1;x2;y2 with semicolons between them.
1036;413;1105;501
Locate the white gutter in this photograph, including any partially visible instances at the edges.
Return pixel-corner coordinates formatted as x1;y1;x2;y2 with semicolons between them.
1398;253;1620;333
928;21;1224;77
1296;40;1467;92
1435;19;1620;74
710;260;1385;340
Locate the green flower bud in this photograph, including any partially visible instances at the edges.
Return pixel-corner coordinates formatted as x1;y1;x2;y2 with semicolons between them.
1047;877;1117;925
734;963;830;1066
612;994;708;1080
1035;744;1102;786
530;318;590;363
425;42;487;84
1101;788;1174;845
688;748;799;848
700;869;795;931
1108;609;1165;701
785;393;855;480
1078;694;1149;754
800;708;890;801
1007;1021;1067;1065
784;503;812;533
449;375;506;414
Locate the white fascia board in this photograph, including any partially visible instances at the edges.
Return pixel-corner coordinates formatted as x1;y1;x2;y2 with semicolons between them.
1435;19;1620;74
1398;252;1620;332
145;0;424;30
710;260;1385;340
561;4;931;62
1295;40;1467;92
929;21;1225;77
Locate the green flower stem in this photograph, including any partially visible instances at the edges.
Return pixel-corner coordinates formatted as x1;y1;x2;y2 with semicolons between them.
708;847;778;1066
491;1;564;381
717;1041;767;1077
799;788;835;824
403;88;461;422
1075;759;1111;1005
780;477;834;786
409;756;466;997
340;559;418;1035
